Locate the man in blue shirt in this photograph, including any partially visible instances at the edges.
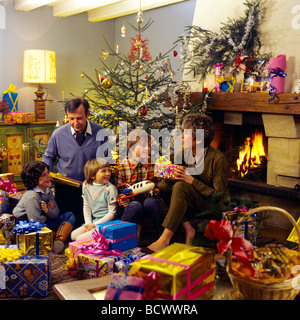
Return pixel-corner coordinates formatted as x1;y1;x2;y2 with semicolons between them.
43;96;112;228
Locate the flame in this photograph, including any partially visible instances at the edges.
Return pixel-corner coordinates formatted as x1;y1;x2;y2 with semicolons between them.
236;130;266;177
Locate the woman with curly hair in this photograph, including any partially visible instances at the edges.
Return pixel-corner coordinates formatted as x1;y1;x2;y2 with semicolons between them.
13;161;75;253
146;113;230;252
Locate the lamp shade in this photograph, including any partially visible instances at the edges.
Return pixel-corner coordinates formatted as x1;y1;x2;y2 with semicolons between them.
23;49;56;84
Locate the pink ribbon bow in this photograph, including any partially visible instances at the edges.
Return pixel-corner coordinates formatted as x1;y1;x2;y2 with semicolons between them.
143;271;162;300
205;219;255;276
81;229;122;256
0;177;18;194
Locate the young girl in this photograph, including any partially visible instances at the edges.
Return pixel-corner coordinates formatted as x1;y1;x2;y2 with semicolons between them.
12;161;76;254
70;158;118;241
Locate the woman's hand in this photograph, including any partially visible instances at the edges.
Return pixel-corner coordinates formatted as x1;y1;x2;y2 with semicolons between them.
118;195;130;207
175;166;194;184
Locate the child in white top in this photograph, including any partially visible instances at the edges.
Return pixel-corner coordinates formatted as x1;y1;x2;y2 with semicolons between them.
71;158;118;241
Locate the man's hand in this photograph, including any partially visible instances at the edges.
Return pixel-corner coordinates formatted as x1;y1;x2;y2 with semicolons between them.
175;166;194;184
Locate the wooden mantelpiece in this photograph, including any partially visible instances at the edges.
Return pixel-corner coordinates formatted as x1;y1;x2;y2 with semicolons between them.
191;92;300;115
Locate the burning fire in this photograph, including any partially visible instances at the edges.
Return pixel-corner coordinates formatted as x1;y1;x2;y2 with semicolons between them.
236;130;266;177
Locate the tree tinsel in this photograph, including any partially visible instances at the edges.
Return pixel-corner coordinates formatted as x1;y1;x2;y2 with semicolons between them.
177;0;271;80
79;12;191;134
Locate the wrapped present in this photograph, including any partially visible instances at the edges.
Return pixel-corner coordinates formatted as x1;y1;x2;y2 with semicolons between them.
0;173;14;184
114;252;148;275
129;243;215;300
4;111;36;124
268;54;286;94
50;172;82;188
65;237;95;274
77;247;145;279
154;164;185;179
15;220;52;255
96;220;137;252
77;253;116;279
0;255;51;298
104;273;145;300
0;176;17;195
2;84;18;112
0;214;15;244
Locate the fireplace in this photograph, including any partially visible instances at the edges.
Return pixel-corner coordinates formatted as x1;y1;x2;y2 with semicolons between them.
211;110;300;240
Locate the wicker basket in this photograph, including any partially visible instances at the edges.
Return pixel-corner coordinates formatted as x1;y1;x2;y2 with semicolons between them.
227;206;300;300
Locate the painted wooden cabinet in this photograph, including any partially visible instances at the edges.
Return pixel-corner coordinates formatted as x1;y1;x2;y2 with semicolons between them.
0;121;56;187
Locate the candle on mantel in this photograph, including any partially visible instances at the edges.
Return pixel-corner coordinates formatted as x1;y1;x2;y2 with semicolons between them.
203;82;208;91
62;91;65;100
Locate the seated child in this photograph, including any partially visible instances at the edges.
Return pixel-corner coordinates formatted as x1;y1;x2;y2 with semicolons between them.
13;161;76;254
115;132;163;242
71;158;118;241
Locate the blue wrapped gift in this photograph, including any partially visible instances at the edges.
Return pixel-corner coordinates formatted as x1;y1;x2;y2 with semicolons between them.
0;255;51;298
2;84;18;112
95;220;137;252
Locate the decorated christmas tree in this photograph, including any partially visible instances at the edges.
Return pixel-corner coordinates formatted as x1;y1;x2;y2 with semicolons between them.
80;10;192;133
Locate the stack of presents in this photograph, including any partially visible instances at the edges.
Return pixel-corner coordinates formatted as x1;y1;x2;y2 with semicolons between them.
1;84;36;123
0;172;216;300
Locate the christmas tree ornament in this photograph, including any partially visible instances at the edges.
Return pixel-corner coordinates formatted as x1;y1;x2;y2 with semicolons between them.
102;51;109;59
137;10;143;26
140;108;147;115
85;89;88;93
139;84;144;89
80;73;85;78
101;78;113;89
121;25;126;38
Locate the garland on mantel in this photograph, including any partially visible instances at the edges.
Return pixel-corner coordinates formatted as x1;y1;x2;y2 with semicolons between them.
177;0;271;80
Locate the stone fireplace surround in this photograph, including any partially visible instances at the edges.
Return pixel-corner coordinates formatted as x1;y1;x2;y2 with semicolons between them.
191;92;300;239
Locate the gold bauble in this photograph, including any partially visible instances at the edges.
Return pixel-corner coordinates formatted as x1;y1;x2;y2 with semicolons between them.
102;51;109;59
101;78;113;89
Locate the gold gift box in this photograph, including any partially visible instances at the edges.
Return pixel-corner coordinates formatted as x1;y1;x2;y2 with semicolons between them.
17;227;53;255
129;243;215;300
4;112;36;124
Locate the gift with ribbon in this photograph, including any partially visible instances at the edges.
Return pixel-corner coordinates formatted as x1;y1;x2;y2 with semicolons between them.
50;172;82;188
114;252;148;275
204;219;255;276
2;84;18;112
3;111;36;124
0;255;51;298
129;243;215;300
213;63;224;92
104;273;145;300
15;220;53;255
267;54;287;102
0;214;15;244
154;163;184;179
0;176;18;195
95;220;137;252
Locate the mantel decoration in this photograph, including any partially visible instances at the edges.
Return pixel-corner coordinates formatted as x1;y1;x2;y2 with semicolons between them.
177;0;271;81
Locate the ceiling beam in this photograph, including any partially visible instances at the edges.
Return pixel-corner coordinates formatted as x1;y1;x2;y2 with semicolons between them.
52;0;123;17
88;0;188;22
14;0;59;11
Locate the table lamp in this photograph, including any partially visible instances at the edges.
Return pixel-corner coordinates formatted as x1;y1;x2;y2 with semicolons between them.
23;49;56;121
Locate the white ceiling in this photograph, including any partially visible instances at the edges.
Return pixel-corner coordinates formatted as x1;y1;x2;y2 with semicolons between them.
14;0;188;22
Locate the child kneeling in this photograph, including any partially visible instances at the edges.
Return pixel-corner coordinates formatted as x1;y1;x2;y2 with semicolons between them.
71;158;118;241
13;161;76;254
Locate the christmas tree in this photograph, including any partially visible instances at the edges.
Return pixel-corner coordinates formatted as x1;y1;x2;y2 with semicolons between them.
80;10;192;133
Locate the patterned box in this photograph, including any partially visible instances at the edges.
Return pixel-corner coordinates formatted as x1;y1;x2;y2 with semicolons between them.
0;255;51;298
